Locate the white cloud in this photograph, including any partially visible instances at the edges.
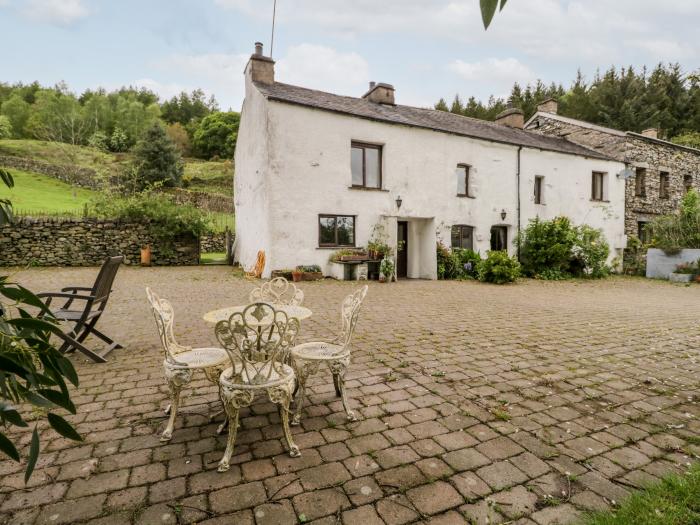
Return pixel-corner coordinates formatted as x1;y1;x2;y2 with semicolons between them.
22;0;88;26
448;58;536;87
276;44;369;96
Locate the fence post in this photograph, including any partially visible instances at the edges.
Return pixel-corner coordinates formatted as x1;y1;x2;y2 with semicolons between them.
225;227;233;265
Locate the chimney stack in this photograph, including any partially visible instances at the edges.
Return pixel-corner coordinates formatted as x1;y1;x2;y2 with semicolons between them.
246;41;275;85
537;98;558;114
362;82;395;105
641;128;658;139
494;107;525;129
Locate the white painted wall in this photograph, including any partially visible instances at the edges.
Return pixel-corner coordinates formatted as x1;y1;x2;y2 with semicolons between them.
235;83;627;277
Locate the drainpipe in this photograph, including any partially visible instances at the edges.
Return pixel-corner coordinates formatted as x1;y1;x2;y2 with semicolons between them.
516;146;522;260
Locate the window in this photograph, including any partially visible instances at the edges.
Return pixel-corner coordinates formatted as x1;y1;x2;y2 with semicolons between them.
684;175;693;193
490;226;508;251
451;225;474;250
456;164;472;197
318;215;355;247
637;221;651;244
635;168;646;197
659;171;670;199
351;142;382;189
591;171;606;201
534;176;544;204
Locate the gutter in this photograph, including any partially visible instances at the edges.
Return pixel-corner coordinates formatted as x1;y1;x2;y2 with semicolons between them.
516;146;522;260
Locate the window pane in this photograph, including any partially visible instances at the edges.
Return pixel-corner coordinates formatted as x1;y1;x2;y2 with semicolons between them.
365;148;380;188
456;166;467;195
319;217;336;245
336;216;354;245
351;147;363;186
451;226;460;248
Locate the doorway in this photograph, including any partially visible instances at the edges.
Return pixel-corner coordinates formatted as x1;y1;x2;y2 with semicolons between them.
397;221;408;278
490;226;508;251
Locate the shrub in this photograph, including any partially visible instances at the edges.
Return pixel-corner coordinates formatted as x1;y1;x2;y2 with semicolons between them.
0;115;12;139
296;265;321;273
437;242;458;279
453;248;481;279
476;250;521;284
131;123;184;191
109;127;129;152
516;216;576;278
648;189;700;253
571;225;610;278
88;192;211;254
192;111;240;159
87;131;109;151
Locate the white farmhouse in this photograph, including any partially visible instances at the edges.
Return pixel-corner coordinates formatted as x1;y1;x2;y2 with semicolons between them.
234;43;626;279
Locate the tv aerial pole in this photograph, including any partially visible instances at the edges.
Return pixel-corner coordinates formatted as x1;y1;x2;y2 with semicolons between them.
270;0;277;58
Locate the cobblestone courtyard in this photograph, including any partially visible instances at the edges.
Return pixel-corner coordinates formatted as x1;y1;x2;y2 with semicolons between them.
1;267;699;525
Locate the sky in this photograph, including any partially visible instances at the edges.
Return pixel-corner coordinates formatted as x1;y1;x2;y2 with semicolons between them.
1;0;698;111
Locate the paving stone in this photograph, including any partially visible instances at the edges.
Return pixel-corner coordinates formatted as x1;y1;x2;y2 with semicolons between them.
343;476;383;505
341;504;385;525
298;462;352;490
442;448;491;471
459;499;506;525
148;476;186;503
346;433;391;455
476;436;526;460
577;472;630;503
406;481;462;515
530;503;582;525
435;431;479;451
477;461;529;491
292;487;351;521
1;483;68;512
570;490;610;512
425;510;469;524
450;471;492;501
376;494;420;525
604;446;651;470
253;499;297;525
510;451;551;479
491;485;539;519
375;445;422;469
375;464;426;492
35;494;106;525
209;481;267;513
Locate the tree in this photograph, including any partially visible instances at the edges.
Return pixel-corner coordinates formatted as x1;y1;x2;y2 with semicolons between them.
0;115;12;139
166;123;191;156
132;123;184;190
434;98;449;112
192;111;240;159
671;131;700;150
1;94;31;137
109;127;129;152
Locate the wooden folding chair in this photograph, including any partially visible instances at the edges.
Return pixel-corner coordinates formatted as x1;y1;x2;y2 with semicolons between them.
38;255;124;363
245;250;266;279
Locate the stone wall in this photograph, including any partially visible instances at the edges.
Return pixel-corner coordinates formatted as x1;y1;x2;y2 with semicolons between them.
166;188;234;213
0;217;199;266
0;155;103;189
200;231;227;253
527;115;700;237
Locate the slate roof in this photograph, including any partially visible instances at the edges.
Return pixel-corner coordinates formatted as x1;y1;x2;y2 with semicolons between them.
254;81;613;160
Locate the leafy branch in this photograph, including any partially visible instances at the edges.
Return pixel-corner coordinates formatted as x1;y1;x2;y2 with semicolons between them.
480;0;508;29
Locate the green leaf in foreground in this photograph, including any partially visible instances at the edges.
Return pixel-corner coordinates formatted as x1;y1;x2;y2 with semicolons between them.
47;413;82;441
24;427;40;483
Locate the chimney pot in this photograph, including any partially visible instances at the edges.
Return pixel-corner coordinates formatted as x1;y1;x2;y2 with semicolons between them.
537;98;558;114
254;42;263;56
247;41;275;84
641;128;658;139
362;82;395;105
494;107;525;129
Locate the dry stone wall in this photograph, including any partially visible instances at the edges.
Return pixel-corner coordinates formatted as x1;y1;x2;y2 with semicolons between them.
0;218;199;266
166;188;233;213
0;155;104;189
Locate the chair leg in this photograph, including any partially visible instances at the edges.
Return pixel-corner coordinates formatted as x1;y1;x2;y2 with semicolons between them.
55;331;107;363
218;405;240;472
270;385;300;458
161;368;193;441
333;374;342;397
89;326;124;349
291;361;311;426
331;360;358;422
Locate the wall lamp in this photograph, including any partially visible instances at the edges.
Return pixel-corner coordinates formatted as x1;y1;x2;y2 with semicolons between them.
396;195;402;209
501;209;507;221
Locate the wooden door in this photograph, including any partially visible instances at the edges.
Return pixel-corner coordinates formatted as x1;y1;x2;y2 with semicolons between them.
397;221;408;278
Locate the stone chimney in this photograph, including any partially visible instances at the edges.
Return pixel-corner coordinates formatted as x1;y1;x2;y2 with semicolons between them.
362;82;395;105
641;128;658;139
494;107;525;129
246;41;275;85
537;98;558;114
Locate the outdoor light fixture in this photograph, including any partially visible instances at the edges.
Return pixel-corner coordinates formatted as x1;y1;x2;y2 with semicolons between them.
396;195;402;209
501;209;507;221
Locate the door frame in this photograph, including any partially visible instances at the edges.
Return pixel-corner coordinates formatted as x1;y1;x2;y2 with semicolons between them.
396;220;408;279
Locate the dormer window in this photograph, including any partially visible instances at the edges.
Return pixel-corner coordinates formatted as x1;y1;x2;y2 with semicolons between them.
351;142;382;189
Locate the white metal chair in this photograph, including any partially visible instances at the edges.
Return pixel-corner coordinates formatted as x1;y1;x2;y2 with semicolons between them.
146;287;229;442
249;277;304;306
290;285;368;425
214;303;301;472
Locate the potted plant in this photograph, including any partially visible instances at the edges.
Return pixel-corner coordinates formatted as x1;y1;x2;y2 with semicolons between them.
291;268;303;282
379;257;395;283
296;265;323;281
669;262;697;283
368;222;391;260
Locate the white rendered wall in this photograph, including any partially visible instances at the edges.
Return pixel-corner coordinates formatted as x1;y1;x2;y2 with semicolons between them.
238;91;626;277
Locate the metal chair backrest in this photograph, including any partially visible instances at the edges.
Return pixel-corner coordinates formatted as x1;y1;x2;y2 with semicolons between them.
336;285;368;351
91;256;124;310
249;277;304;306
215;303;300;385
145;287;188;365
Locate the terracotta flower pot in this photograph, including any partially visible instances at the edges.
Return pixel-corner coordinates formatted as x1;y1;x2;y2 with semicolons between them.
291;271;303;282
140;245;152;266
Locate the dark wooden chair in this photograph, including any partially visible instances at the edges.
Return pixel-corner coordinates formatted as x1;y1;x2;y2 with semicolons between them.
38;255;124;363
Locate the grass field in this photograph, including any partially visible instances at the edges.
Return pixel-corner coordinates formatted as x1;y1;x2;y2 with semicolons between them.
1;169;96;214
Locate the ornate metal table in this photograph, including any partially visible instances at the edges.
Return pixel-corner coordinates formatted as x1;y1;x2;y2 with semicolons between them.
203;304;312;324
